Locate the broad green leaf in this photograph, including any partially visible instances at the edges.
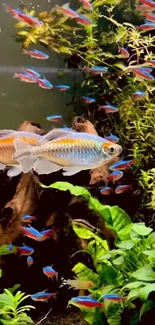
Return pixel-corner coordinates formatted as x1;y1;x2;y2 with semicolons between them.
142;250;155;258
40;182;132;238
113;256;124;265
0;245;17;255
132;223;153;236
139;283;155;300
123;282;146;290
72;223;94;239
128;288;140;300
72;262;100;285
116;240;135;250
131;265;155;282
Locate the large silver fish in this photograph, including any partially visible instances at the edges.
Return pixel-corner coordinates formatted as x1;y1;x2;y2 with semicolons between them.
13;128;122;176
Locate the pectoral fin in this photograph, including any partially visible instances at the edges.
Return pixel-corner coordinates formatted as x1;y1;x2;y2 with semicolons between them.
62;166;83;176
33;158;62;175
7;166;22;178
0;163;6;170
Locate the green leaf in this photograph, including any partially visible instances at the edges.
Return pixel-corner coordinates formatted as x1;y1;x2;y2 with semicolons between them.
143;250;155;258
123;281;146;290
40;182;132;239
116;240;135;250
132;223;153;236
131;265;155;282
0;245;17;255
72;223;94;239
72;262;100;285
113;256;124;265
139;283;155;300
128;288;140;300
17;31;28;36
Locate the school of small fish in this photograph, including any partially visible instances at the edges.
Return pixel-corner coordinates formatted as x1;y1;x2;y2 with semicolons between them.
2;0;143;303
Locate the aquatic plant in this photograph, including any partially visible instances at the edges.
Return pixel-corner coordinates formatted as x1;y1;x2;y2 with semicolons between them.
41;181;155;324
0;289;34;324
70;220;155;325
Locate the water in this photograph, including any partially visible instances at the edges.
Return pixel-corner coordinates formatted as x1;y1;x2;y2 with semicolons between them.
0;0;83;129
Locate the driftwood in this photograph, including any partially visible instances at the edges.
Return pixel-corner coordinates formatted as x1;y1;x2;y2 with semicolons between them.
0;118;116;247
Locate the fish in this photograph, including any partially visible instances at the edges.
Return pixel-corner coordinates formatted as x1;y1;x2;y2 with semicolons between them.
43;266;58;280
56;3;79;18
23;49;49;60
39;228;55;241
109;159;135;171
39;227;55;241
54;85;70;91
107;171;123;184
131;91;146;100
120;48;130;58
81;96;96;103
31;289;57;302
139;22;155;31
98;105;119;113
6;7;42;26
20;225;42;241
100;186;113;195
23;68;40;78
80;0;93;10
38;78;53;89
12;9;43;27
46;115;62;122
147;59;155;66
142;12;155;22
27;256;33;267
17;245;34;256
104;135;119;143
132;68;154;80
82;66;108;74
75;14;94;26
115;185;132;194
71;296;104;308
6;7;24;18
14;73;38;83
22;215;36;223
142;67;153;73
13;128;122;176
17;13;42;27
61;278;94;290
136;4;154;11
103;294;127;302
139;0;155;8
0;130;42;177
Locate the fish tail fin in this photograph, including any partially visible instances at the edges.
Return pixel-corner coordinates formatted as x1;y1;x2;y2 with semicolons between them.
13;139;37;173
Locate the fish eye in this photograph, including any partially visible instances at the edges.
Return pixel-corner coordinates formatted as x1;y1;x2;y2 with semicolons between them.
108;146;116;154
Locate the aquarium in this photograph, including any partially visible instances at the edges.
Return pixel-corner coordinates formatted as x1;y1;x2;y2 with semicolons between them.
0;0;155;324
